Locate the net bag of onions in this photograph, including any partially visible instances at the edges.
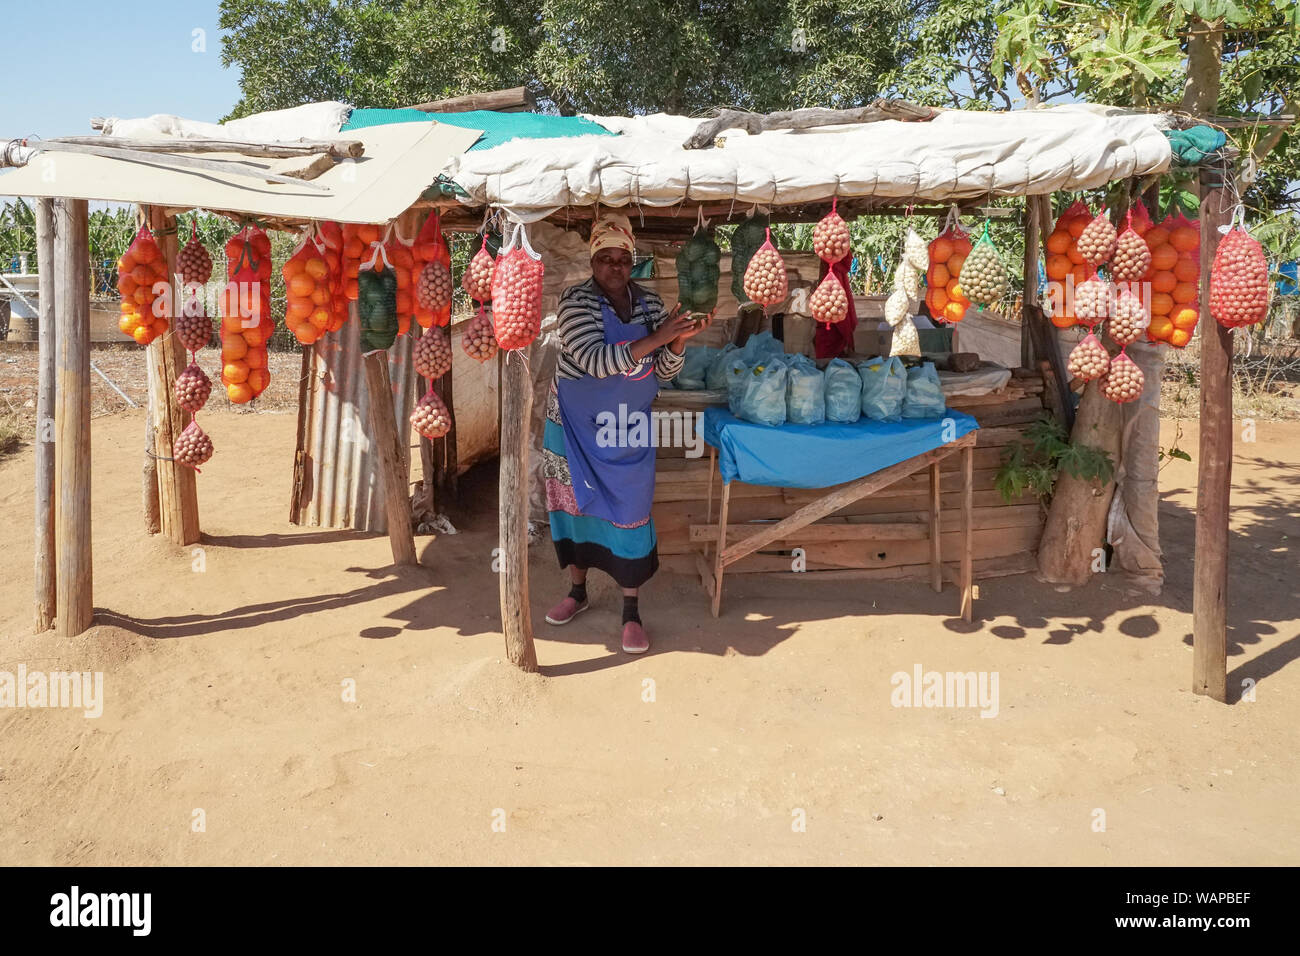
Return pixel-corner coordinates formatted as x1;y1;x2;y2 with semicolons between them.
174;362;212;413
1077;209;1117;267
1067;333;1110;383
1100;350;1144;404
1109;285;1149;347
219;225;273;404
809;271;849;325
1110;210;1151;282
676;219;721;316
812;198;851;264
117;225;169;345
1210;223;1270;329
463;235;496;303
958;223;1008;310
730;211;769;304
413;326;453;381
410;211;453;329
926;214;973;323
173;420;214;469
462;307;498;362
742;228;788;307
178;220;213;287
173;299;213;353
283;230;332;346
491;223;545;351
1073;271;1114;326
410;390;452;440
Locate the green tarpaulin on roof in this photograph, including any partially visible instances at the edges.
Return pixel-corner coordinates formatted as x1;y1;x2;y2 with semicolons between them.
341;108;615;152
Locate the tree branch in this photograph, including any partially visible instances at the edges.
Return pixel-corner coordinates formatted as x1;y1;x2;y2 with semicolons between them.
682;100;938;150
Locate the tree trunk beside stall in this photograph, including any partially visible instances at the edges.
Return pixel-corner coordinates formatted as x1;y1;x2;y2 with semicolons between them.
362;350;418;566
1036;380;1122;586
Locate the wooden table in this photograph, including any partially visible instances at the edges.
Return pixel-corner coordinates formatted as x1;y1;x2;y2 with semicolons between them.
694;430;978;620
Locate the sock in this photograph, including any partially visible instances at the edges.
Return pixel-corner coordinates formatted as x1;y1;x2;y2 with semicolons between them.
568;583;588;604
622;595;641;625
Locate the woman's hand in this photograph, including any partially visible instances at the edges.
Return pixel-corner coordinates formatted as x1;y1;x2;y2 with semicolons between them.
660;305;713;353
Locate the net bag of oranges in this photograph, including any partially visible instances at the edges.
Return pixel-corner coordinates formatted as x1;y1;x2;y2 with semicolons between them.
926;209;973;323
219;224;273;404
117;225;169;345
491;222;545;351
282;228;333;346
1043;200;1093;328
1144;210;1200;347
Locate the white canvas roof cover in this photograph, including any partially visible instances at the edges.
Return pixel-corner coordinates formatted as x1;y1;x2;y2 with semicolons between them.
443;104;1174;222
0;119;482;224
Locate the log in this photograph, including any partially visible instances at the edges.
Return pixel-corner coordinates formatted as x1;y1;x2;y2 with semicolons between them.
960;444;974;621
1021;194;1043;369
1035;380;1122;585
499;350;538;670
34;198;56;632
146;207;200;546
1192;167;1234;703
289;346;312;524
409;86;536;113
51;135;364;159
929;462;942;593
54;198;93;637
362;351;418;565
143;368;160;534
683;100;937;149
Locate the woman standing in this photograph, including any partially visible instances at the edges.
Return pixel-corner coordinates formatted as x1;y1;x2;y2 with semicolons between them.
543;213;709;654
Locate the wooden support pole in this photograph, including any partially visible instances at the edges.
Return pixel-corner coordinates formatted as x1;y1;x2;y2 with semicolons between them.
929;461;942;593
34;198;56;632
960;444;974;622
1020;195;1043;369
362;351;418;566
711;481;732;618
145;206;200;545
1192;166;1234;703
53;198;93;637
498;351;538;670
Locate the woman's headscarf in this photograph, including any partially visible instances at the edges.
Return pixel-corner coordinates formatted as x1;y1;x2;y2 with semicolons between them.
589;213;635;257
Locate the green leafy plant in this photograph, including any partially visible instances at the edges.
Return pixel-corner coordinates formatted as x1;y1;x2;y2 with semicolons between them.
995;416;1116;505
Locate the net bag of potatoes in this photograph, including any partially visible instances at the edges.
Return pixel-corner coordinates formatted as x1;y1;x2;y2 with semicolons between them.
412;210;453;329
491;222;545;351
730;210;769;305
741;228;788;308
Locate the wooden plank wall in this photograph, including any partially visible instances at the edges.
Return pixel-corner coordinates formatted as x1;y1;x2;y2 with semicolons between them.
654;366;1050;581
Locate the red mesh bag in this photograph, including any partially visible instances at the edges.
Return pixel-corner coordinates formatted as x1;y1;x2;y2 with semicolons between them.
463;235;496;303
1144;211;1200;347
1110;208;1151;282
1210;224;1269;329
809;270;848;325
318;221;348;332
219;225;273;404
117;225;169;345
741;228;788;307
413;211;453;329
927;215;972;324
462;306;498;362
812;197;851;264
1109;284;1149;347
1077;209;1117;266
491;224;544;351
1100;349;1144;404
383;226;418;338
283;230;331;346
1067;332;1110;383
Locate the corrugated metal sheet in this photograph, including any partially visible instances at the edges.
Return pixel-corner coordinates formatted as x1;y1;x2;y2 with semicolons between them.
294;304;417;533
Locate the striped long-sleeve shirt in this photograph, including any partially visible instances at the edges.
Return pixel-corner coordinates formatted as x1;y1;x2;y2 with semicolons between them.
555;278;686;383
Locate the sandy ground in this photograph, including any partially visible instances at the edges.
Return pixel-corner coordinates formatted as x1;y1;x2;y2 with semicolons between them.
0;408;1296;866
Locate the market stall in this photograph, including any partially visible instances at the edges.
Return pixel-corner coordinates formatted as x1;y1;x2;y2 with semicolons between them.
6;93;1268;702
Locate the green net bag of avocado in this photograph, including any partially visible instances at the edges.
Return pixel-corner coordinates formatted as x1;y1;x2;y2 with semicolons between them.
676;225;721;315
730;211;769;305
358;266;399;351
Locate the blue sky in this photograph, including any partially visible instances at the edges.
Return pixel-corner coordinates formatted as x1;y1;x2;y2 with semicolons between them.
4;0;241;140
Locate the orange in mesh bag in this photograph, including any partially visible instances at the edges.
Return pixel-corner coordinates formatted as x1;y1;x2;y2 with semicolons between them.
491;223;544;351
926;211;972;323
283;227;331;346
318;221;348;332
117;224;170;345
220;225;273;404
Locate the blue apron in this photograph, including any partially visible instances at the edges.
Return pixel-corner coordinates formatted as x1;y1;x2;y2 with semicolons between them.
556;295;661;526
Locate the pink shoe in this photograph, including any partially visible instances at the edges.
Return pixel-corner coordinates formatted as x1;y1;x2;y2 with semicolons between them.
621;621;650;654
545;595;589;626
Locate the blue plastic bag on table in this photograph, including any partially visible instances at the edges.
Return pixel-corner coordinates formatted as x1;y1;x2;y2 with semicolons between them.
902;361;946;419
859;355;905;422
736;356;788;427
738;330;784;366
705;343;739;390
785;353;825;425
823;357;861;423
675;345;717;390
724;356;750;413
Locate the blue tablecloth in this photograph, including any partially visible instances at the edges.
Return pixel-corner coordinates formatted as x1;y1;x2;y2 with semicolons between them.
702;408;979;489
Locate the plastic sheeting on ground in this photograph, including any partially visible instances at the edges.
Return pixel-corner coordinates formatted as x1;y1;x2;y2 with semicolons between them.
703;406;978;489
